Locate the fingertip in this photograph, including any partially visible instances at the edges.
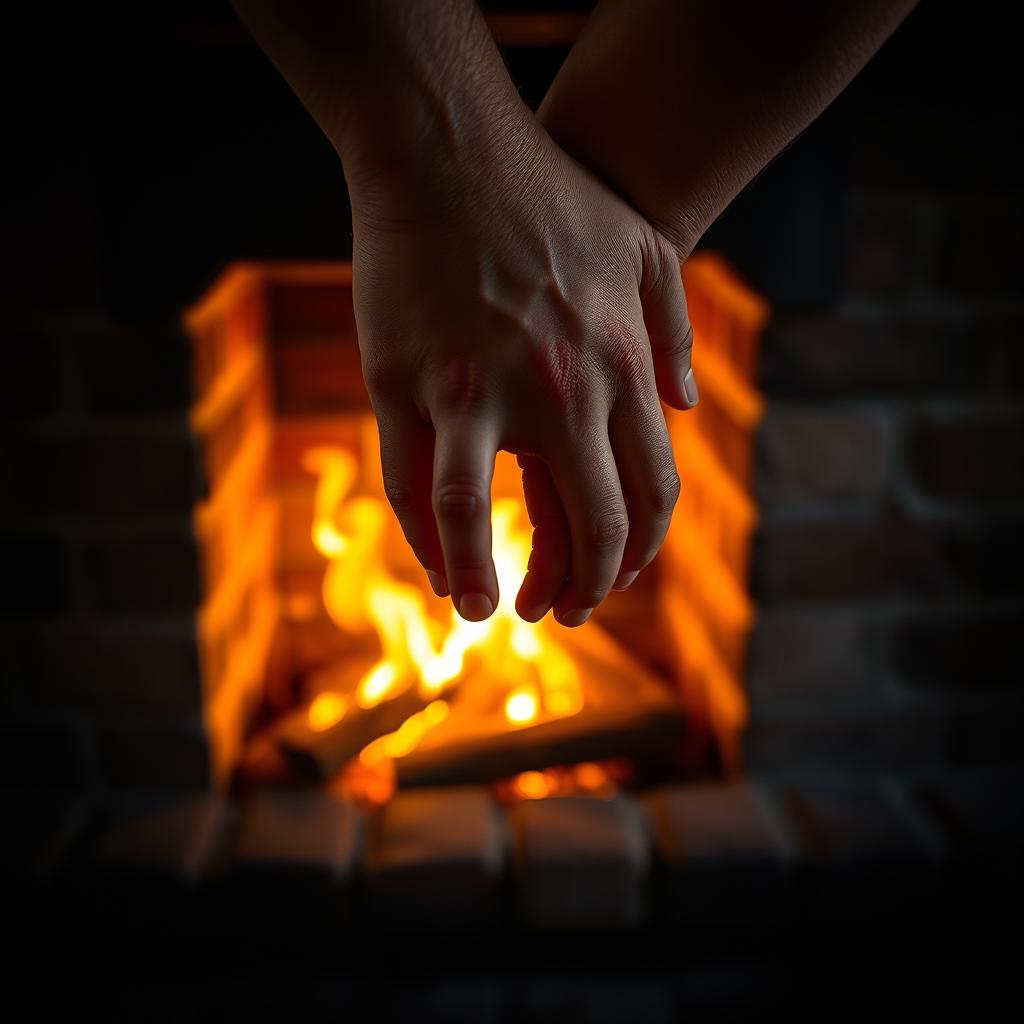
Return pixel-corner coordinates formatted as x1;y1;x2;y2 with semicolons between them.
457;591;495;622
515;579;552;622
426;570;449;598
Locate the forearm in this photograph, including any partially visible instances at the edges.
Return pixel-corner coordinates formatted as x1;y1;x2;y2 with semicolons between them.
539;0;917;258
231;0;536;214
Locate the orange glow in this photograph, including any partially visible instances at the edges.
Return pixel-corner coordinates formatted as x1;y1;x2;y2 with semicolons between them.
307;692;349;732
304;432;584;765
513;770;553;800
573;762;610;791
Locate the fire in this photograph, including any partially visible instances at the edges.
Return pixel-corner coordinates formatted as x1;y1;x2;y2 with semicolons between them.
302;435;583;762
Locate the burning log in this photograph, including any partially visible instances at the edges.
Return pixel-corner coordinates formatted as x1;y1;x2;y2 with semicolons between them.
393;622;685;787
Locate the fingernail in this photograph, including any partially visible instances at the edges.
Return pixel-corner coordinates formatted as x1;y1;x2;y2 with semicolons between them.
682;368;699;407
426;571;448;598
559;607;592;628
520;602;549;623
458;592;494;621
612;570;638;591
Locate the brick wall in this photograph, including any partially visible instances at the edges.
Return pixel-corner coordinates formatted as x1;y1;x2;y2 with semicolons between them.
0;315;212;789
745;98;1024;775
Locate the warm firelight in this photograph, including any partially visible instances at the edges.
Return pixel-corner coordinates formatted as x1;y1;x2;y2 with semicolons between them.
302;429;583;768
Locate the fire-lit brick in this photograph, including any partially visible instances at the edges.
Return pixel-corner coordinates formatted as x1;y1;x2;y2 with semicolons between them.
364;787;505;931
510;795;649;930
221;791;362;932
643;781;796;929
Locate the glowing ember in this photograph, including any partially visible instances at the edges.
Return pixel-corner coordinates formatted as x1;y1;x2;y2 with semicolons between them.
513;770;553;800
303;437;583;765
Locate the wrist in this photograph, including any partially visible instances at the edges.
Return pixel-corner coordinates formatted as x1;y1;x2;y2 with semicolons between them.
344;86;546;230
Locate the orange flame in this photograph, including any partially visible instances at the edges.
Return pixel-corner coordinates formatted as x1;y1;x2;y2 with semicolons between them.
303;438;582;759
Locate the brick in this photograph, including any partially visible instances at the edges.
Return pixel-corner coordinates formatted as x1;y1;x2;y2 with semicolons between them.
752;521;948;603
844;194;926;298
744;694;948;774
756;407;893;507
0;330;66;417
643;781;796;929
943;692;1024;768
0;427;203;519
92;795;226;878
77;530;201;612
510;795;649;929
221;791;362;932
761;313;978;399
891;611;1022;692
364;786;504;931
8;618;201;713
943;522;1024;597
72;323;192;415
779;778;941;922
935;199;1024;298
83;795;227;930
96;717;212;789
0;714;91;788
747;609;880;699
909;412;1024;501
0;532;73;615
914;769;1024;860
264;281;368;414
0;792;92;878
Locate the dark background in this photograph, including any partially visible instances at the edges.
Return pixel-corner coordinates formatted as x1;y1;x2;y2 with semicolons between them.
4;1;1020;322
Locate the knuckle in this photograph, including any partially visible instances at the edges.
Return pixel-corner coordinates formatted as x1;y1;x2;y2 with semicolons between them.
651;467;682;516
665;320;694;359
592;507;629;550
431;362;493;417
433;479;487;520
382;476;415;516
605;325;649;383
576;582;612;608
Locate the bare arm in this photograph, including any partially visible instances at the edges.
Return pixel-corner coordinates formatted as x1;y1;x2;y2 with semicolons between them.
232;1;695;625
539;0;918;259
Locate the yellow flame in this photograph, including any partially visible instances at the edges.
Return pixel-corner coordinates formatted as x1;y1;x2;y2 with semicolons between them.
303;440;583;760
359;700;450;766
307;692;349;732
505;686;539;725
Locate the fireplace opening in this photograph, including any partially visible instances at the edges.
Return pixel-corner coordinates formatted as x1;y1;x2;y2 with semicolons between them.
184;254;767;803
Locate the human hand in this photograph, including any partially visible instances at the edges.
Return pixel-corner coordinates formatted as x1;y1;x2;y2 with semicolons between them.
349;105;696;627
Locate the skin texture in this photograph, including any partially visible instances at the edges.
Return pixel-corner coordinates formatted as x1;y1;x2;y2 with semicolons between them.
231;0;916;625
231;0;692;626
539;0;919;260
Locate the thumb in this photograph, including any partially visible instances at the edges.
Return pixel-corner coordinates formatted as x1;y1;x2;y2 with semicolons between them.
641;251;698;410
